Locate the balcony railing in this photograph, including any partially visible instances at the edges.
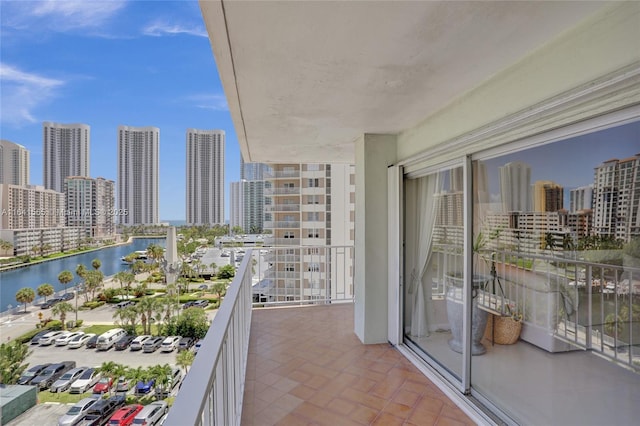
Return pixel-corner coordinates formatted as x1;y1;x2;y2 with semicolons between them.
165;253;253;426
263;220;300;228
263;237;301;245
264;204;300;212
263;187;300;195
263;169;300;178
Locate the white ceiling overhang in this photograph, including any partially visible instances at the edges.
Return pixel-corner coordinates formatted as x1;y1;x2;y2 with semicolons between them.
200;0;607;164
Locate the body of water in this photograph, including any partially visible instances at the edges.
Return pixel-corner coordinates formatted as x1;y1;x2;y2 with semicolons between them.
0;238;165;312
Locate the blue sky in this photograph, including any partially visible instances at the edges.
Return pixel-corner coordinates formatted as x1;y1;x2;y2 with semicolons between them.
0;0;240;221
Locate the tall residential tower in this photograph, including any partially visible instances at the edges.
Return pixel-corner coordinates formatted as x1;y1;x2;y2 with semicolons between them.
0;140;30;186
186;129;225;225
43;122;90;192
117;125;159;225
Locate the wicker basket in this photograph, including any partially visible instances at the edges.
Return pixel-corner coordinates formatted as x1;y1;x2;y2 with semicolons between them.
483;314;522;345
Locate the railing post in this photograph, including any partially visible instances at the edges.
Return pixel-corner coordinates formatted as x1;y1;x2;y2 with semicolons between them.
586;264;592;349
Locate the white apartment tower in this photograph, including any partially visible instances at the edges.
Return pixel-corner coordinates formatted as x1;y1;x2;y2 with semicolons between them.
229;181;243;230
0;140;30;186
43;122;90;192
186;129;225;225
64;176;115;237
500;161;532;212
260;163;355;302
570;184;593;212
117;126;159;225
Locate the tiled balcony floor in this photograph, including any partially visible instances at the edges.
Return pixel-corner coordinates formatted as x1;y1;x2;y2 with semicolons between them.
242;304;475;426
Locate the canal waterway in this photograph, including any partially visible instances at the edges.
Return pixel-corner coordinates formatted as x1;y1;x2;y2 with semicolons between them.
0;238;165;312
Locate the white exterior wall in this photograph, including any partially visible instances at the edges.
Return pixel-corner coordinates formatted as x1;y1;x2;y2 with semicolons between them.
117;126;159;225
43;122;90;193
229;181;243;229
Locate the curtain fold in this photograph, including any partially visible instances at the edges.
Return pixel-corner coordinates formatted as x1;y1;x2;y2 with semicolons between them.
408;173;441;337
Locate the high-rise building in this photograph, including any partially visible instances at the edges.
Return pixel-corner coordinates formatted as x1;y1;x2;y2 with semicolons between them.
64;176;115;237
500;161;532;212
593;154;640;242
117;125;159;225
186;129;225;225
0;140;30;186
240;158;268;181
570;184;593;212
43;122;90;192
0;184;64;229
229;181;243;230
260;163;355;302
533;180;564;212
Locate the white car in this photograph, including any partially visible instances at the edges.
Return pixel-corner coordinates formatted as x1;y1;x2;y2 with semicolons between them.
39;330;65;346
69;368;101;394
55;331;84;346
129;335;151;351
68;333;95;349
160;336;181;352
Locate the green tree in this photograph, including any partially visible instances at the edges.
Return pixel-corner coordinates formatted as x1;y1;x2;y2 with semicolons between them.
212;282;227;302
231;225;243;235
91;258;102;271
0;239;13;255
85;270;105;300
52;302;75;329
97;361;120;394
15;287;35;312
176;307;209;339
0;341;31;384
136;297;160;335
112;305;139;335
37;283;55;302
126;365;152;400
150;364;172;399
176;348;195;373
146;244;165;266
58;270;74;296
217;264;236;280
208;262;217;275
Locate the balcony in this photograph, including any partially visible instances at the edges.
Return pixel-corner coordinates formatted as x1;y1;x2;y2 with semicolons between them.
264;170;300;179
264;187;300;195
264;204;300;212
263;221;300;229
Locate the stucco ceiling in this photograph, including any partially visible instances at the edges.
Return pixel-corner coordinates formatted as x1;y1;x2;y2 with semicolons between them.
200;0;606;164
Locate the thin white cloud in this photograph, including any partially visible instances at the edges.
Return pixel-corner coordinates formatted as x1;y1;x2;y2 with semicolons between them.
0;63;65;126
2;0;127;33
143;20;208;38
185;93;229;111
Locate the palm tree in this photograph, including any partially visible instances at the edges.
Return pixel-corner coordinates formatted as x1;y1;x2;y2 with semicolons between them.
58;270;74;296
209;261;217;276
15;288;35;313
126;365;152;399
36;283;54;303
112;305;139;335
111;363;128;396
52;302;75;329
91;258;102;271
136;297;159;335
85;270;105;300
146;244;164;267
98;361;119;395
176;349;195;373
0;239;13;256
0;341;32;384
150;364;172;399
212;282;227;303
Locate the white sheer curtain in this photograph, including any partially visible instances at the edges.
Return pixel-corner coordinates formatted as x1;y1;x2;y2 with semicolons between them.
407;173;441;337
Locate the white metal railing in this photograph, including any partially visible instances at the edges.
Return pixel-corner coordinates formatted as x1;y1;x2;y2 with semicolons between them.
164;252;253;426
252;245;354;306
264;204;300;212
263;187;300;195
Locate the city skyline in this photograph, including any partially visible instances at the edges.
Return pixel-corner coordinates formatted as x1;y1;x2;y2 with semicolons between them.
0;1;241;221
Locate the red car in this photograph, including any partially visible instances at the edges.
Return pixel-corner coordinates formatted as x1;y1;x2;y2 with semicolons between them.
108;404;143;426
93;376;114;394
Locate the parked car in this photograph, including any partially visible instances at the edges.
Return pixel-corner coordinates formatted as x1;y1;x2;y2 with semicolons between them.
41;298;63;309
108;404;144;426
85;334;100;349
160;336;181;353
78;395;125;426
129;335;151;351
50;367;87;393
57;396;100;426
155;367;183;398
114;334;137;351
198;284;209;291
114;377;133;393
30;330;51;345
17;363;50;385
61;292;75;301
70;368;101;394
93;376;114;394
31;361;76;390
39;330;66;345
177;336;196;351
68;333;96;349
134;378;155;396
182;301;196;309
132;400;167;426
115;300;136;309
56;331;85;346
192;300;209;308
142;336;164;353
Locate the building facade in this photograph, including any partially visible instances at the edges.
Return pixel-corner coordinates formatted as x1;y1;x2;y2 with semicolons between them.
64;176;115;238
533;180;564;212
500;161;532;212
570;184;593;212
117;125;159;225
43;122;90;193
0;140;30;186
186;129;225;225
0;184;64;230
261;163;355;302
229;181;243;229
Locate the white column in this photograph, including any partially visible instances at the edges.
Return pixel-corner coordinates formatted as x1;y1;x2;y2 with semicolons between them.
354;133;397;344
